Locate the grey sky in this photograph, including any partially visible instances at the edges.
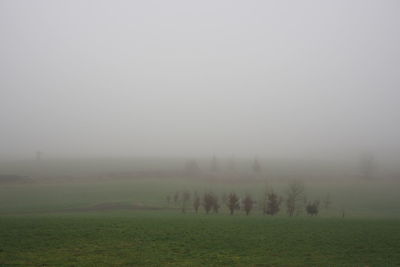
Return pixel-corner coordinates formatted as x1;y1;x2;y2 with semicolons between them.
1;0;399;159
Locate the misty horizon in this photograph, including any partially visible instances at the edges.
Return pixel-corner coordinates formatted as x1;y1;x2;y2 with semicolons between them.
1;0;400;161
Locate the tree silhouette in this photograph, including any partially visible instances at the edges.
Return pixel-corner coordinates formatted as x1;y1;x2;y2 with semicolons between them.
203;192;218;214
306;200;320;216
265;192;282;216
227;193;240;215
242;195;254;215
285;180;305;216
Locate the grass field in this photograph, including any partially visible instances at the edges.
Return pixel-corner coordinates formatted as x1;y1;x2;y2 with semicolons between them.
1;160;400;266
1;214;400;266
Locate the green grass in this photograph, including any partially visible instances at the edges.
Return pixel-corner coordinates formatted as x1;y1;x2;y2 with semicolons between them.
1;213;399;266
1;174;400;266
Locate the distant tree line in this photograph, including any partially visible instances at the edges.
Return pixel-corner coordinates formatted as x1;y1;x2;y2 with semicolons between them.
184;156;262;176
184;154;379;182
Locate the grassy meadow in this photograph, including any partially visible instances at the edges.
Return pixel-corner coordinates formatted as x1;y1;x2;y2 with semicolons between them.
1;158;400;266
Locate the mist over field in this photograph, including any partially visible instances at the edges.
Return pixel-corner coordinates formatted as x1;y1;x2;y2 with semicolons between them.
1;0;400;162
1;1;400;266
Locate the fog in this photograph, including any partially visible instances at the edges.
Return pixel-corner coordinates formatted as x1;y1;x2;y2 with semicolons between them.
1;0;400;161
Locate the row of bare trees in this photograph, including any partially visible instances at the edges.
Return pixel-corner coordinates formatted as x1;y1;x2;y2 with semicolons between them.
166;181;329;216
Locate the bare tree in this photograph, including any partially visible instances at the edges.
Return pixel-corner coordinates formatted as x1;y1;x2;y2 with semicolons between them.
203;192;218;214
227;192;240;215
242;195;254;215
181;191;191;213
306;200;320;216
193;192;200;213
285;180;305;217
166;195;171;205
265;192;282;216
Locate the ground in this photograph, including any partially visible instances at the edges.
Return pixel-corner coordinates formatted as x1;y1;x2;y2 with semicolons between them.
0;172;400;266
1;214;399;266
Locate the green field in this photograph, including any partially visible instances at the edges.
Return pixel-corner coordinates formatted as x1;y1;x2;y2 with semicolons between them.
1;162;400;266
1;214;400;266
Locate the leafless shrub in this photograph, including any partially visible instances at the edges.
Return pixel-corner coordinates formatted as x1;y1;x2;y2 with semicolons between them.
286;180;305;216
306;200;320;216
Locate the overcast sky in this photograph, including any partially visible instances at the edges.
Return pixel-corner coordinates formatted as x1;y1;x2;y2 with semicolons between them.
1;0;399;160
